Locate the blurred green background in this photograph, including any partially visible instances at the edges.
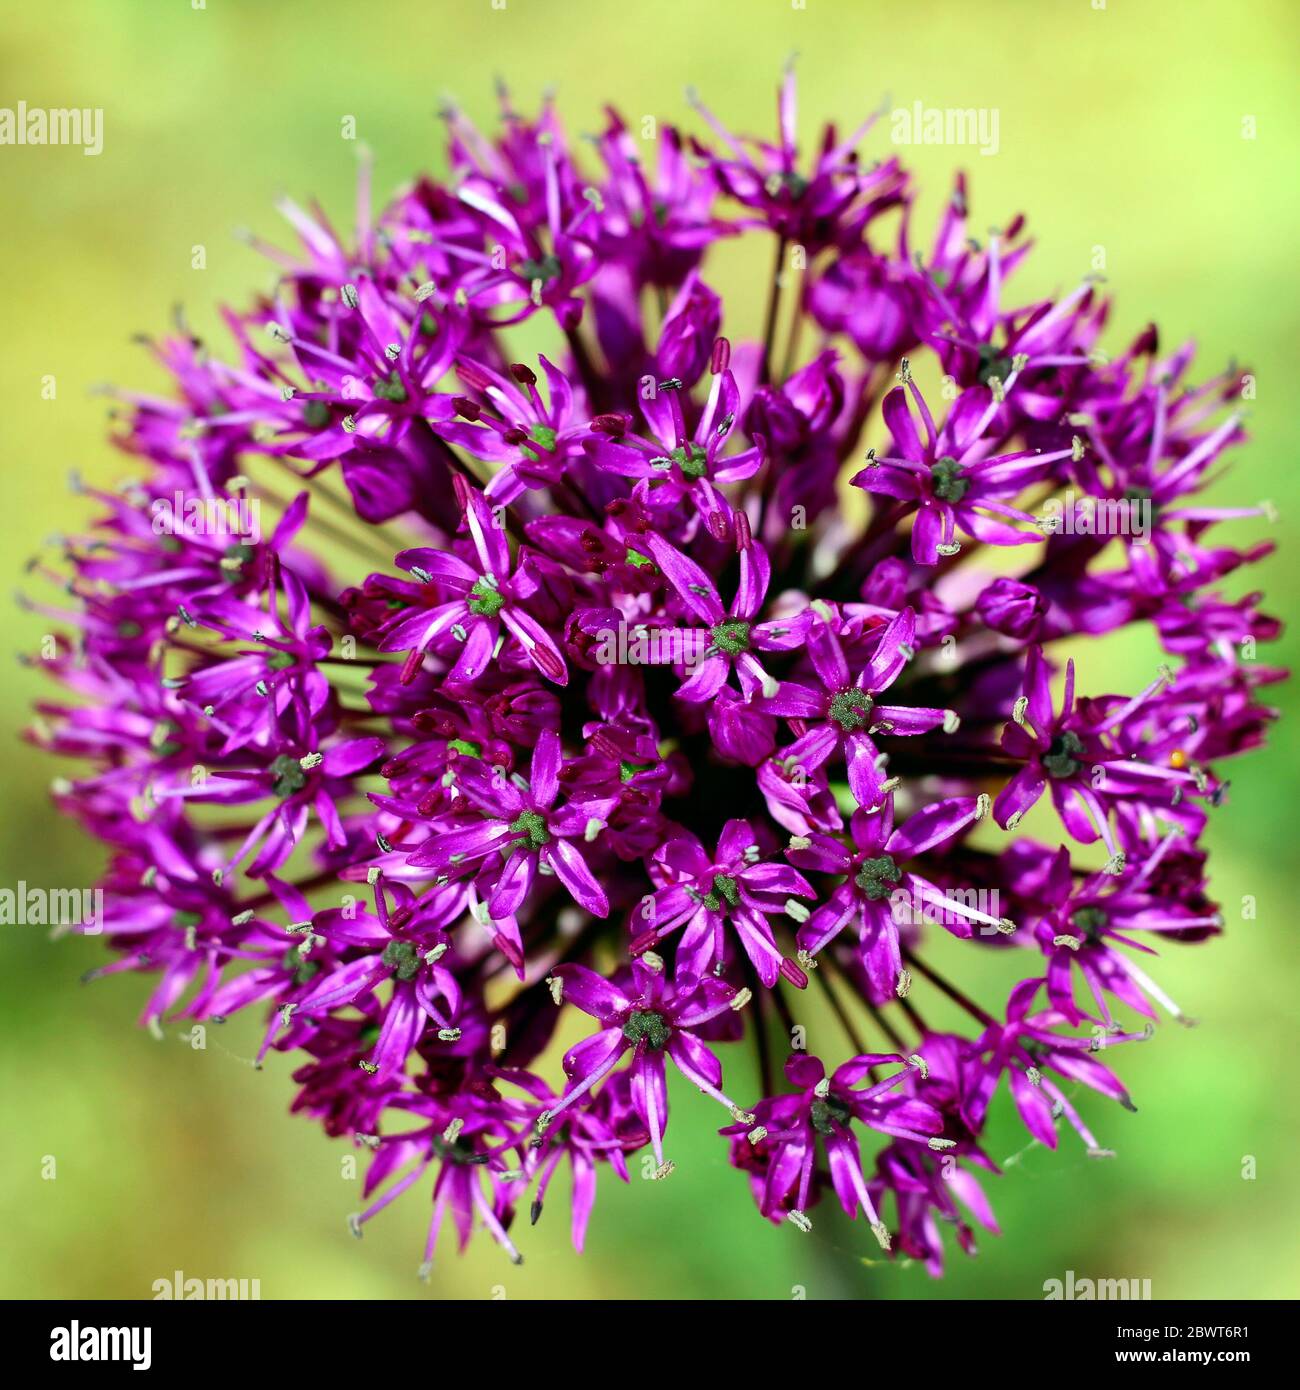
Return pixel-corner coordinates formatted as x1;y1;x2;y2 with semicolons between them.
2;0;1297;1300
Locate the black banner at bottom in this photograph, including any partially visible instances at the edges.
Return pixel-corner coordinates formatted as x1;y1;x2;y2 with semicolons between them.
0;1297;1286;1374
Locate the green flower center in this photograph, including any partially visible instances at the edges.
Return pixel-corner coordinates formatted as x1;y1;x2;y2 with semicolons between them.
433;1134;488;1166
930;455;969;503
622;1009;672;1050
283;949;321;986
381;940;421;981
302;399;331;429
223;542;255;574
671;443;708;478
468;578;505;618
701;873;740;913
518;254;562;283
829;688;873;731
520;424;558;461
810;1095;853;1135
976;342;1013;385
1042;731;1084;779
152;720;181;757
508;809;550;850
269;754;307;799
855;854;901;901
619;760;654;783
1071;906;1109;940
447;738;482;758
1123;486;1158;522
373;370;408;404
709;620;751;655
265;649;296;671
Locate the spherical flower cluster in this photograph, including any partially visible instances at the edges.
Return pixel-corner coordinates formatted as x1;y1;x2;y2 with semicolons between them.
30;74;1282;1274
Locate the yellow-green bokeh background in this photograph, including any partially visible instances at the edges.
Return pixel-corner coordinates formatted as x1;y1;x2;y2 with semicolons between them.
2;0;1297;1300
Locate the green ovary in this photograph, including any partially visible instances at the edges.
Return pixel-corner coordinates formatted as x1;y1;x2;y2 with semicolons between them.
672;443;708;478
710;620;751;655
1042;731;1084;779
930;456;969;503
855;854;901;901
468;579;505;618
701;873;739;912
622;1009;672;1049
829;688;873;731
508;810;550;850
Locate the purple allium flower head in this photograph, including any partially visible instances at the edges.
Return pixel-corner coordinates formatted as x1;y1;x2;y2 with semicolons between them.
29;70;1282;1276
